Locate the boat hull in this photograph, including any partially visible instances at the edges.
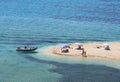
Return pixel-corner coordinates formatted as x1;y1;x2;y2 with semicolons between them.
16;47;37;51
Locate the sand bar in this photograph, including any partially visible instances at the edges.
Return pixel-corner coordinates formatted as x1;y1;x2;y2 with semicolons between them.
50;42;120;61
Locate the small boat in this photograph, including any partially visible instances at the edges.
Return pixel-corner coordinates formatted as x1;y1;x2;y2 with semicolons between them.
16;46;37;51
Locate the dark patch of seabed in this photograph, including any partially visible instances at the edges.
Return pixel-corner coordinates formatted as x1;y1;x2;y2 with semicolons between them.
20;53;120;82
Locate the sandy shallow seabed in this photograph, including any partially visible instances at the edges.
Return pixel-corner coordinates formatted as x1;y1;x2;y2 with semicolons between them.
46;42;120;61
34;42;120;70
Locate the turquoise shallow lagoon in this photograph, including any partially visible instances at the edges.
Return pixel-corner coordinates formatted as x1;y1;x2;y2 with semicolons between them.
0;0;120;82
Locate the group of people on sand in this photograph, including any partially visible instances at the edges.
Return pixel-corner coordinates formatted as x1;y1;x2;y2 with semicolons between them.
60;42;111;57
61;44;87;57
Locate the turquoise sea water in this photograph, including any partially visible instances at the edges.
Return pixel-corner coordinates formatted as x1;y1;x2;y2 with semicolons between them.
0;0;120;82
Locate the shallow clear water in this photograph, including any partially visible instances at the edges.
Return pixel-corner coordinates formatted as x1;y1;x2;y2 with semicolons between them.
0;0;120;82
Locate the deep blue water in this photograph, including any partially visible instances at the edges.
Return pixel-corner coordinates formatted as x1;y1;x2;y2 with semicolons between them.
0;0;120;82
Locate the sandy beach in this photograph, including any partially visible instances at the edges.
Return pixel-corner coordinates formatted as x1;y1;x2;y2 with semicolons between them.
50;42;120;60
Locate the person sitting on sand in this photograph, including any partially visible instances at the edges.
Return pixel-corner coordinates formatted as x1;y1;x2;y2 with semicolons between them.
61;45;69;53
104;45;110;50
61;48;69;53
103;43;110;50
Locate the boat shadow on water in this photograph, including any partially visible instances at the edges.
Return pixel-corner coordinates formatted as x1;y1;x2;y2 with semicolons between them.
16;50;38;53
